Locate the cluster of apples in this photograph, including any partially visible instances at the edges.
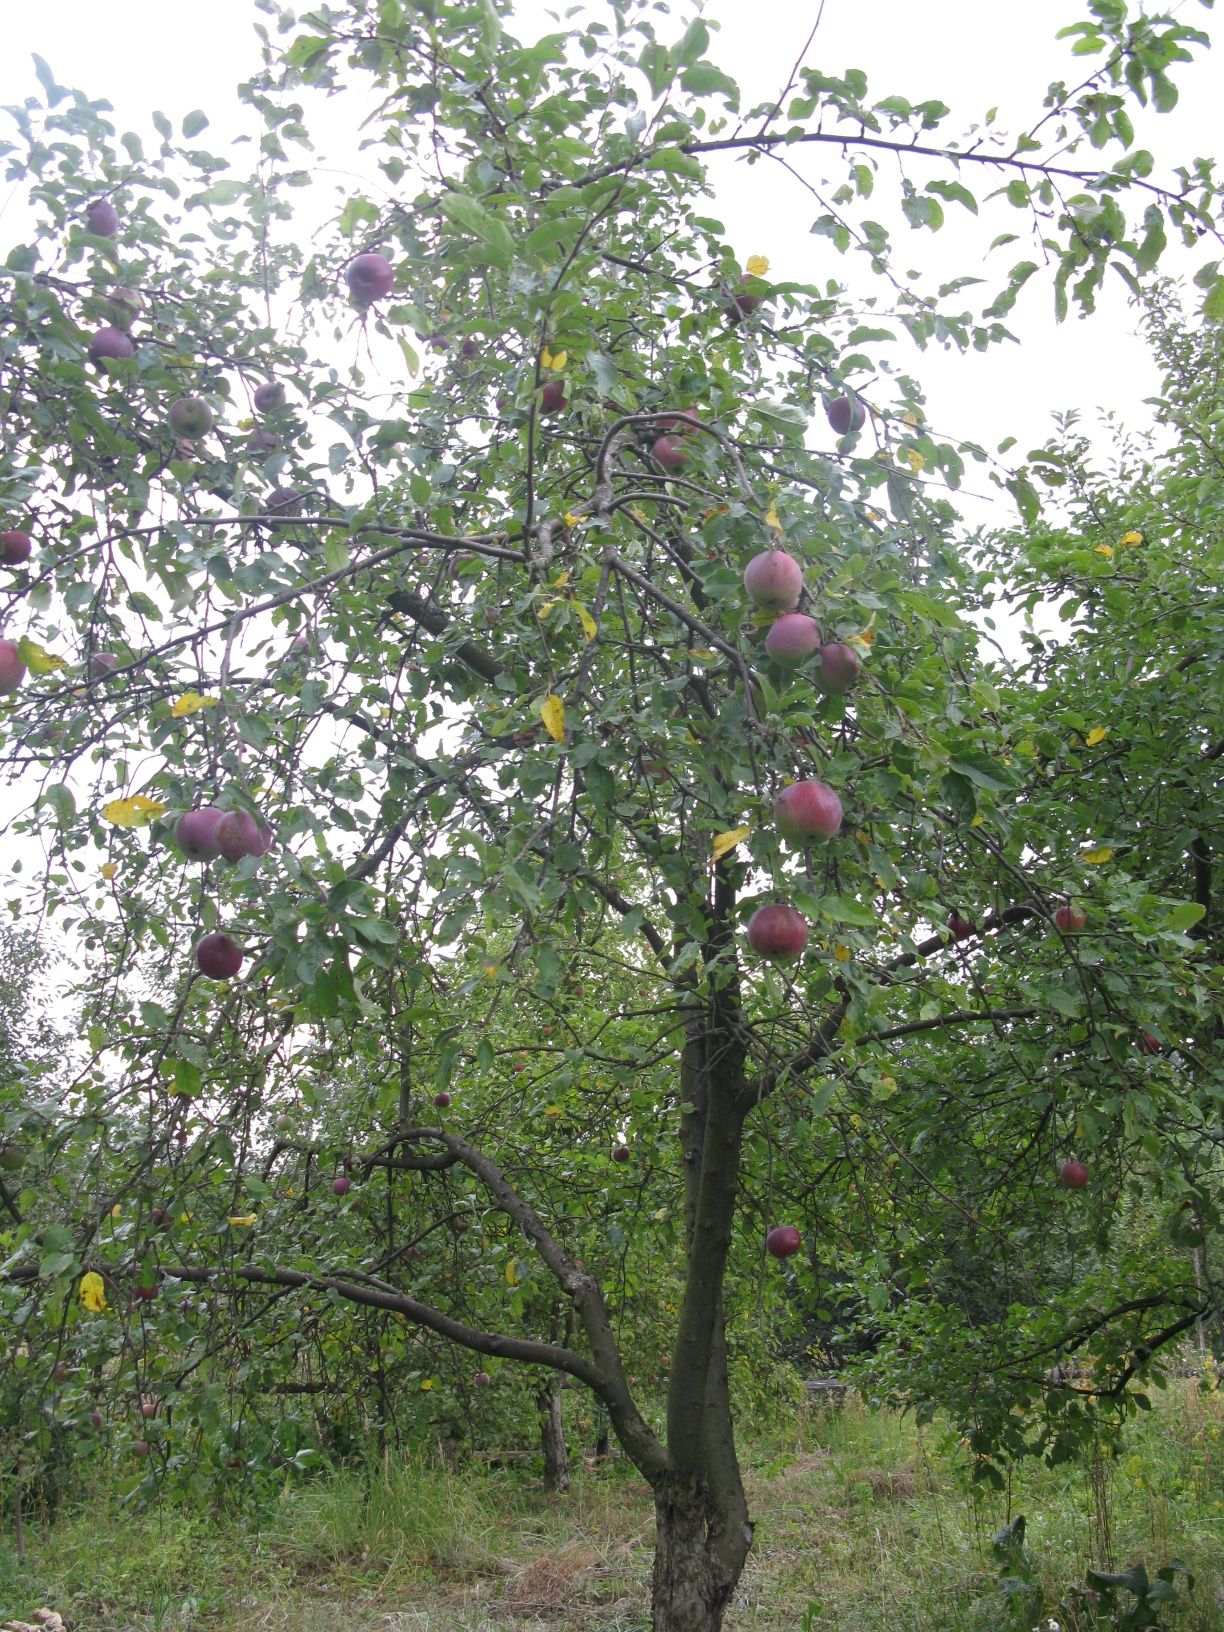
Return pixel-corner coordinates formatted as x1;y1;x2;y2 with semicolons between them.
176;804;273;981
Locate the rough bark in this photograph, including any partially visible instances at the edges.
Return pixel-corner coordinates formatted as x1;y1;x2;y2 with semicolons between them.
651;1478;749;1632
538;1378;571;1494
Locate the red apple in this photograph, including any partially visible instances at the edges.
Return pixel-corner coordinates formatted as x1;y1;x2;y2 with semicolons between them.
747;904;809;961
651;435;688;470
459;337;479;360
135;1284;158;1302
727;276;767;320
215;810;272;863
248;429;283;455
1054;903;1087;933
766;1225;802;1258
345;252;395;303
473;1370;491;1387
743;549;803;612
1;530;32;565
88;652;121;679
169;397;214;438
826;395;866;436
774;780;843;842
133;1439;150;1458
140;1401;158;1420
539;378;567;415
150;1208;173;1229
948;911;976;942
612;1145;630;1163
267;487;302;524
1058;1160;1088;1190
176;807;226;861
434;1092;452;1109
195;931;244;980
816;642;861;695
89;1409;104;1429
53;1361;72;1382
85;199;120;237
0;639;27;694
1139;1029;1161;1055
765;613;821;665
253;381;286;413
88;326;136;366
332;1175;352;1196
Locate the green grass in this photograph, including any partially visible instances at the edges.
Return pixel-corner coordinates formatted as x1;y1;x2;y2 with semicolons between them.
5;1380;1224;1630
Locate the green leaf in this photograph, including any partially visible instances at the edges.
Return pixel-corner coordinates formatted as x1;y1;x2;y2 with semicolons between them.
182;110;209;138
1162;901;1205;934
439;193;513;269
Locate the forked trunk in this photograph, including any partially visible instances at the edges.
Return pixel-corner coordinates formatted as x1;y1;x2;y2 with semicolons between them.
651;1482;750;1632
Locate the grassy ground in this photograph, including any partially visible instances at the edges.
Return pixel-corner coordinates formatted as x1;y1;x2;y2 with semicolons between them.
5;1379;1224;1630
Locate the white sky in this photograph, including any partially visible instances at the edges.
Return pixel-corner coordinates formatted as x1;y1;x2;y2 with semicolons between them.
1;0;1217;504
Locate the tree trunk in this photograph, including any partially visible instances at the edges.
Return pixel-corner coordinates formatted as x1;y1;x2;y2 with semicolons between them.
538;1379;570;1493
650;1481;749;1632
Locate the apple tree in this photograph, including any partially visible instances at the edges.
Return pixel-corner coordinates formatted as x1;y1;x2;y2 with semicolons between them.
2;0;1223;1626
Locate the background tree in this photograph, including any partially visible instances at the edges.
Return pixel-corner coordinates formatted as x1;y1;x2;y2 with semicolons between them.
2;2;1223;1628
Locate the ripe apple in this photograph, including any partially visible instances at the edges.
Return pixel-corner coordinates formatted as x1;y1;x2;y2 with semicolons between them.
743;548;803;612
1058;1160;1089;1190
612;1144;630;1163
332;1175;352;1196
434;1092;452;1109
85;199;120;237
539;378;567;415
766;1225;802;1258
816;642;861;695
747;904;809;961
346;252;395;302
88;652;121;679
135;1284;158;1302
727;276;766;320
826;395;866;436
1054;903;1086;933
459;337;479;360
765;613;821;665
195;931;244;980
774;780;843;842
947;910;976;942
89;1409;104;1429
88;326;136;366
140;1401;158;1419
473;1370;491;1387
216;810;272;863
53;1361;72;1381
248;429;283;455
150;1208;173;1229
253;381;286;413
267;487;302;524
1139;1029;1161;1055
651;435;688;470
0;639;27;694
133;1439;150;1458
108;287;143;331
1;530;32;565
169;397;214;438
176;807;226;861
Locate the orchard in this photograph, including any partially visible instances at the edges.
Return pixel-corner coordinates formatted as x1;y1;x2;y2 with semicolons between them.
1;3;1223;1629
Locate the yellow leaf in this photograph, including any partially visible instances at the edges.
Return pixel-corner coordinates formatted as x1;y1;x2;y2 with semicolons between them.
833;943;851;962
970;813;985;828
711;826;750;862
538;598;559;618
905;448;925;473
545;1105;561;1118
688;648;717;663
1121;530;1143;547
902;410;923;428
102;795;167;829
745;254;770;276
506;1257;519;1286
541;346;567;371
764;498;782;533
854;829;870;844
550;570;570;588
79;1271;107;1313
227;1214;257;1227
110;1204;122;1218
1086;726;1108;747
539;693;565;742
18;637;66;675
170;691;220;718
1095;543;1114;559
563;511;583;527
573;601;598;642
101;862;118;880
420;1377;434;1390
482;962;500;977
1082;846;1114;864
541;345;555;368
